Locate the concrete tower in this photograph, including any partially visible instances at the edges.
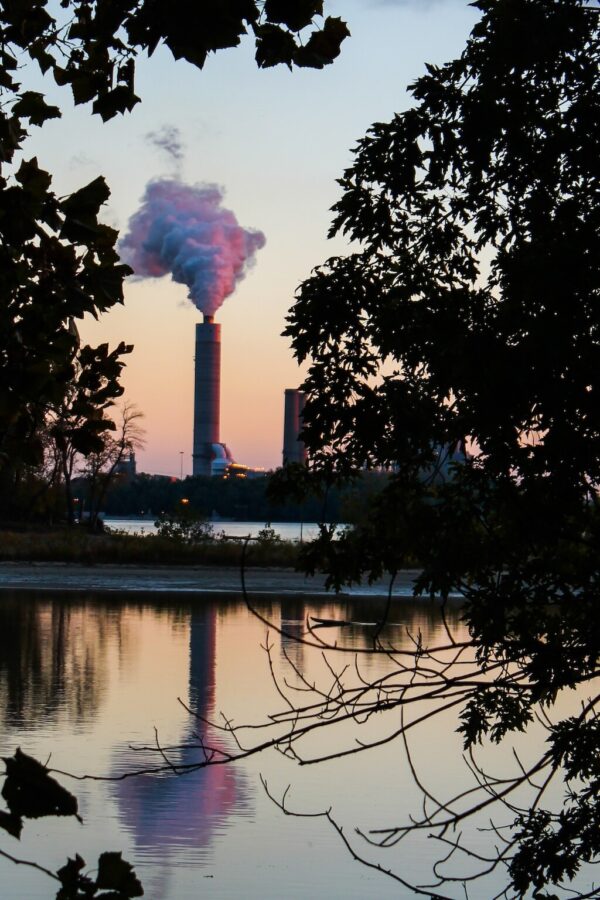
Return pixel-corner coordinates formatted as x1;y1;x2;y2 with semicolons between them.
193;316;232;476
282;388;307;466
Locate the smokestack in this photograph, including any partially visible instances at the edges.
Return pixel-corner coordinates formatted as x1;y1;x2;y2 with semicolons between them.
193;319;221;476
282;389;307;466
119;181;265;478
119;180;266;319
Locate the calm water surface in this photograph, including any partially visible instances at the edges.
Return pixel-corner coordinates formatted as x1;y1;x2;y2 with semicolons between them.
0;593;592;898
104;518;337;541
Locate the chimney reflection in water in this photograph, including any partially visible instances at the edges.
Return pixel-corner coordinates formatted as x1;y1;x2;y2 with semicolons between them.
113;607;248;879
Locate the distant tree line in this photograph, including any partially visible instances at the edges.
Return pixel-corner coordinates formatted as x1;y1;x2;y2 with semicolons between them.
89;470;390;525
0;403;144;529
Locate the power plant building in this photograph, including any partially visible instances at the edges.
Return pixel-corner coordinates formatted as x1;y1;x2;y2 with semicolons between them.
192;324;307;475
282;388;307;466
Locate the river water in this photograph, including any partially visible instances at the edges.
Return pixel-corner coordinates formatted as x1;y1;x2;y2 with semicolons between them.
0;592;593;899
104;518;336;541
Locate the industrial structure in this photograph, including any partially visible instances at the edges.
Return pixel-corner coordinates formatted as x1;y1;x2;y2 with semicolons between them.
192;316;234;477
191;320;307;475
282;388;307;466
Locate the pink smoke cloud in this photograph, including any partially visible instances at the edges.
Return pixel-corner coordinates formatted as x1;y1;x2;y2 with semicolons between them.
119;180;266;318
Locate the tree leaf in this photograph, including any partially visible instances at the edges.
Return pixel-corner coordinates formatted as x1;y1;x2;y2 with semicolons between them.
294;16;350;68
96;852;144;898
255;23;296;69
61;177;111;219
264;0;323;32
92;86;141;122
0;808;23;839
15;157;53;196
2;749;80;821
55;854;94;900
12;91;61;126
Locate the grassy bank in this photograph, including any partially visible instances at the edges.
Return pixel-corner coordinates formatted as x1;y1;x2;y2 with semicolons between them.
0;528;302;567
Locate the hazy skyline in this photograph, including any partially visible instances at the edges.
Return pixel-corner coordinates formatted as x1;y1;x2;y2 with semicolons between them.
25;1;477;475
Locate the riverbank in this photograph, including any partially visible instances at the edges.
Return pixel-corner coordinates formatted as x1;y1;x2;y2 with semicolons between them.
0;528;300;567
0;561;426;599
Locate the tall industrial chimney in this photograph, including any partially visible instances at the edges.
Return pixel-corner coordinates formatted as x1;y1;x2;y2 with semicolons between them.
193;316;233;476
282;388;307;466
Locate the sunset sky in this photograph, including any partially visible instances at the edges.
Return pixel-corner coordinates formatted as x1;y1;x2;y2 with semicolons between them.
27;0;478;476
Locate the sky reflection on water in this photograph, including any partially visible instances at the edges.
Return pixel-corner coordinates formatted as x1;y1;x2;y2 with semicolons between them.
0;592;593;898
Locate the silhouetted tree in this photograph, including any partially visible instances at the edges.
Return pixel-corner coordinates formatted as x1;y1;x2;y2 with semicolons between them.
80;402;145;529
48;343;140;525
272;0;600;895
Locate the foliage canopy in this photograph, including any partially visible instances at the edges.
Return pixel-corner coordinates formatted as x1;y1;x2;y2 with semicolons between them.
279;0;600;894
0;0;348;134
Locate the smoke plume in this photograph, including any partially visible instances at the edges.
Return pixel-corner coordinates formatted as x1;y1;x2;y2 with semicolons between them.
120;180;266;318
146;125;184;172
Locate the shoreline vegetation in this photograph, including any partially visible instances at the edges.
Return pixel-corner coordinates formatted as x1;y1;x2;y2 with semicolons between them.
0;526;304;567
0;527;427;599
